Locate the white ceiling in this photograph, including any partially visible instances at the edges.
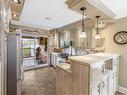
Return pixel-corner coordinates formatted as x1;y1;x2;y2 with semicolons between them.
100;0;127;19
12;0;127;30
12;0;82;30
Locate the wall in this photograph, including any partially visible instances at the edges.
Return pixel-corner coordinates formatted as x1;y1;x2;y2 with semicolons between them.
100;17;127;88
58;28;93;48
57;18;106;49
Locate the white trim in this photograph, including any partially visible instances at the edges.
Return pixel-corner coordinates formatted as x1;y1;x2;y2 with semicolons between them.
118;86;127;95
87;0;115;18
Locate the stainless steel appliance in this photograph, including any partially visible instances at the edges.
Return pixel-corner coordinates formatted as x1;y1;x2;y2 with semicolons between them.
7;32;23;95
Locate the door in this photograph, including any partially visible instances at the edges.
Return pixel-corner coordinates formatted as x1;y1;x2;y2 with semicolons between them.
22;37;39;69
22;36;48;70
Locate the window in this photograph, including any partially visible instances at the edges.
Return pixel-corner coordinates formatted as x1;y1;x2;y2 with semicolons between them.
22;38;39;58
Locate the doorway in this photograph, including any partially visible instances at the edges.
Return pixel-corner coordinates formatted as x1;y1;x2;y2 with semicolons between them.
22;36;48;70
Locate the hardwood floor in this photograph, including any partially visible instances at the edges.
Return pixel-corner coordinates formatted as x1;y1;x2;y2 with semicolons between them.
21;67;125;95
116;91;125;95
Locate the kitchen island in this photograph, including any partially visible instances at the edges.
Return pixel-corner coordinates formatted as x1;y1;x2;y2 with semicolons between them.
56;53;120;95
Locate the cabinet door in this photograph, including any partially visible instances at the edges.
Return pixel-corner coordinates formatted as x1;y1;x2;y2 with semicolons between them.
113;57;119;72
114;72;118;93
91;80;101;95
91;64;105;81
101;75;108;95
108;71;114;95
113;57;119;93
91;75;108;95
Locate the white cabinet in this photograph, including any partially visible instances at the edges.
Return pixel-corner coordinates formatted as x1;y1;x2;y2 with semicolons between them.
90;64;105;81
101;75;108;95
56;53;120;95
114;72;118;93
113;57;119;93
91;74;108;95
108;71;114;95
91;81;100;95
50;52;65;67
50;52;60;67
91;55;119;95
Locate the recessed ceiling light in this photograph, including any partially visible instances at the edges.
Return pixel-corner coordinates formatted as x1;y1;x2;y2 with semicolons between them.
46;17;51;20
12;13;18;17
12;0;20;4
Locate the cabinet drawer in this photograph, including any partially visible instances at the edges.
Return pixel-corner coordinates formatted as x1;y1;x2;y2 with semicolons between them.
90;64;105;81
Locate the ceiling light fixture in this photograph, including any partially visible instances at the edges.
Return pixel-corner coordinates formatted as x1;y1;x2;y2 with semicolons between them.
46;17;51;20
79;7;87;38
12;13;18;17
12;0;20;4
95;16;101;39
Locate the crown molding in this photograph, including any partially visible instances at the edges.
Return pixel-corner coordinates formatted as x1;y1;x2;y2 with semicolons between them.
87;0;115;18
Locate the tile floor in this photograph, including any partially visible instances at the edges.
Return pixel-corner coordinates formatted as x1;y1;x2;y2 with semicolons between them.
22;67;56;95
22;67;125;95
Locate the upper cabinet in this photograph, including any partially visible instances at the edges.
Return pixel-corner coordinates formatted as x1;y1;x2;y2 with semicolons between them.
66;0;115;19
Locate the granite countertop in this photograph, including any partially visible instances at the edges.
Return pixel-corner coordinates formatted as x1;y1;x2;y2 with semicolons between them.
69;53;119;68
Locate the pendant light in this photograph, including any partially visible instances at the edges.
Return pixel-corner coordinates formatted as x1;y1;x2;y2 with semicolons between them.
79;7;87;38
95;16;101;39
12;0;20;4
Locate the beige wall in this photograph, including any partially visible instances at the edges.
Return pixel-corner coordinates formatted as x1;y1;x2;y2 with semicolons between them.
100;17;127;88
58;29;93;48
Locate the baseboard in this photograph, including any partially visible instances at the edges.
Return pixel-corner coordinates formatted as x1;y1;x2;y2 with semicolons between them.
118;86;127;95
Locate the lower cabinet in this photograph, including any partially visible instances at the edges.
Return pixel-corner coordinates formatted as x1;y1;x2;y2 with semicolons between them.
113;71;119;93
91;74;108;95
108;71;114;95
91;79;101;95
50;53;66;67
56;54;120;95
91;70;119;95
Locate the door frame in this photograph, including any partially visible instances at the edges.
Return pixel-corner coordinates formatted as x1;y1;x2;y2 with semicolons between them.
22;35;50;71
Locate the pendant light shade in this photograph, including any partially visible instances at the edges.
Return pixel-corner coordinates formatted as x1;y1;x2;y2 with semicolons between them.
95;33;101;39
79;7;87;38
80;30;87;38
95;16;101;39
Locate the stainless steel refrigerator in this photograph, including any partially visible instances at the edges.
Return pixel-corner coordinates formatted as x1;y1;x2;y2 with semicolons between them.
7;33;23;95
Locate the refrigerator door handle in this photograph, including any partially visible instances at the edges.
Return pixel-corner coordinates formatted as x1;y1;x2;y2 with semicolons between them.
21;73;24;82
17;78;22;81
17;73;24;82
